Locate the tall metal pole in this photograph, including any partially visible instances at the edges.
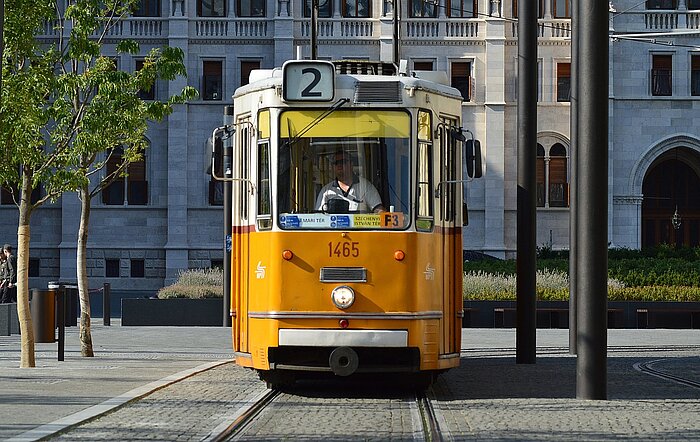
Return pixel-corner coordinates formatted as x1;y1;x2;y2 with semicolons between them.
222;106;234;327
516;0;537;364
568;0;579;355
311;0;318;59
393;0;400;65
576;0;608;400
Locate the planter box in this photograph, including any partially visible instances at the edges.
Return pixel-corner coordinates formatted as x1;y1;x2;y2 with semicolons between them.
121;298;224;326
463;300;700;329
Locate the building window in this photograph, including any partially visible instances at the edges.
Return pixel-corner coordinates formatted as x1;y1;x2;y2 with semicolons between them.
556;62;571;102
651;54;672;96
548;144;568;207
131;259;145;278
691;55;700;96
1;181;42;205
237;0;265;17
512;0;544;17
414;61;433;71
102;147;148;205
537;143;569;208
342;0;370;17
303;0;332;17
198;0;226;16
135;60;155;100
554;0;571;17
240;60;260;87
133;0;160;16
410;0;438;17
211;259;224;269
28;258;40;277
689;0;700;9
106;259;120;277
447;0;478;17
646;0;677;9
451;61;472;101
203;60;223;101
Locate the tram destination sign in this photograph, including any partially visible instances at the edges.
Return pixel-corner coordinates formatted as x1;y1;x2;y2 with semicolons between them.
282;60;335;102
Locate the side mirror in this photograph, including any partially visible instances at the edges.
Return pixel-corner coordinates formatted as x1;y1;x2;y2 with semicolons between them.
465;139;483;179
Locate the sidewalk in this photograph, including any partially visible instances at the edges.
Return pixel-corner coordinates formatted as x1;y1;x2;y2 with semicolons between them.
0;320;233;441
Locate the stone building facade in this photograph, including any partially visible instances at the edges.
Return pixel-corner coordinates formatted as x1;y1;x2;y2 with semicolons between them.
1;0;698;293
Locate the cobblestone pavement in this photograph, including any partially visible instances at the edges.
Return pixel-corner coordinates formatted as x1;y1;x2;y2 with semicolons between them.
2;327;699;441
50;362;266;441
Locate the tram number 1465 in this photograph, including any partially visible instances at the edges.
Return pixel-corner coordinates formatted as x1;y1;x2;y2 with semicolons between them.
328;241;360;258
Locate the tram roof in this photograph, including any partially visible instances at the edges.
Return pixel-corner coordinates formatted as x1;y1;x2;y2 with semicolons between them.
232;60;464;103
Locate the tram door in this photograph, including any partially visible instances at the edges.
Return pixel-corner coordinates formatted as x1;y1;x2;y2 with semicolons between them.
439;118;460;356
233;118;252;353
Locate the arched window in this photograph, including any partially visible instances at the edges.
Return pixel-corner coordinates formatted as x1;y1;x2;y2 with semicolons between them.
536;139;570;208
549;143;568;207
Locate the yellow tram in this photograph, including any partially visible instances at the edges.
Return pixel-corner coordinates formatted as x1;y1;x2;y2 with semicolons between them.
213;60;483;387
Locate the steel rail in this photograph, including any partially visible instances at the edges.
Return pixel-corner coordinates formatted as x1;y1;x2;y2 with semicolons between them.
417;393;444;442
634;359;700;390
204;389;281;442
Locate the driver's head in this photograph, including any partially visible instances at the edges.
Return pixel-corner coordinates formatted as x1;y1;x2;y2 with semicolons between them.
334;151;353;178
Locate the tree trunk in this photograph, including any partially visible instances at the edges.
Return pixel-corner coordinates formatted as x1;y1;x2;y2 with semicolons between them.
18;172;35;368
77;185;94;357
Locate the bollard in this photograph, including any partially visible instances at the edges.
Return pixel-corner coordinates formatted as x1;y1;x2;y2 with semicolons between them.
56;289;65;361
30;289;56;343
103;282;111;326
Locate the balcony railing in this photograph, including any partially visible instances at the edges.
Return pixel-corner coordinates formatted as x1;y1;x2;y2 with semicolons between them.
404;18;481;40
194;18;268;37
297;18;375;38
509;19;569;39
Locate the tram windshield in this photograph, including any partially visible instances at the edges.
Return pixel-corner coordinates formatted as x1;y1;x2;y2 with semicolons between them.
278;109;410;230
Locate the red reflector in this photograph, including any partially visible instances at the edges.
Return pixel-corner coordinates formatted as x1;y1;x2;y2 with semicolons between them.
339;319;349;329
394;250;405;261
282;250;293;260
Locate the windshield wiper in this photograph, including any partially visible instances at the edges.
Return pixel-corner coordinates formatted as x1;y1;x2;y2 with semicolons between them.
283;98;350;148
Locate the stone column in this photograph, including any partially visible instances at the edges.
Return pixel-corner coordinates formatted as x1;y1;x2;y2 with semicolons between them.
483;17;507;258
165;15;190;283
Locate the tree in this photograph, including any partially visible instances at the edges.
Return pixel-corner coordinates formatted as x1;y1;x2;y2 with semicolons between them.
1;0;197;366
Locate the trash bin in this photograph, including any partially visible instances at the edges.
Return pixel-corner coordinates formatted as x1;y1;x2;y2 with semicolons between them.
31;288;56;343
48;281;78;327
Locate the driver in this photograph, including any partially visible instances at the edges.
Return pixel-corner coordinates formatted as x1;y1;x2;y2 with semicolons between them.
315;151;385;213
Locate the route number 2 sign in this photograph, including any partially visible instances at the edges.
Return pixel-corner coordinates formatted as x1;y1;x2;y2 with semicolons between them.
282;60;335;102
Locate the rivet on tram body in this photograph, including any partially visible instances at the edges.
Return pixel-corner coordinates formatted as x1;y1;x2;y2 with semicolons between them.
394;250;406;261
339;319;349;329
341;232;347;238
282;250;294;260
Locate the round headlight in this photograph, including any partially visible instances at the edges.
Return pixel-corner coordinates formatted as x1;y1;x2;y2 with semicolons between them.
331;286;355;309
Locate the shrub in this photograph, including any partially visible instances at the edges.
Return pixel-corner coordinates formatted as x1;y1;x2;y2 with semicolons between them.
463;269;625;301
157;268;223;299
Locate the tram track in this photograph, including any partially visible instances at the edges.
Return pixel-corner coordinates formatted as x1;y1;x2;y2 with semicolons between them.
203;388;281;442
634;359;700;390
417;392;446;442
203;383;448;442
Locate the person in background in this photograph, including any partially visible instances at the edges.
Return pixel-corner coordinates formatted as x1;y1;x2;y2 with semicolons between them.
315;151;384;213
0;244;16;304
0;251;7;303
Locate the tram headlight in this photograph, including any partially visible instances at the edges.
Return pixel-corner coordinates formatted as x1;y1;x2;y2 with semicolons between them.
331;286;355;310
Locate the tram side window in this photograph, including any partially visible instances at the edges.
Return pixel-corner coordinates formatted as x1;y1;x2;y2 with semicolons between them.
257;142;272;230
417;142;434;231
416;110;434;231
